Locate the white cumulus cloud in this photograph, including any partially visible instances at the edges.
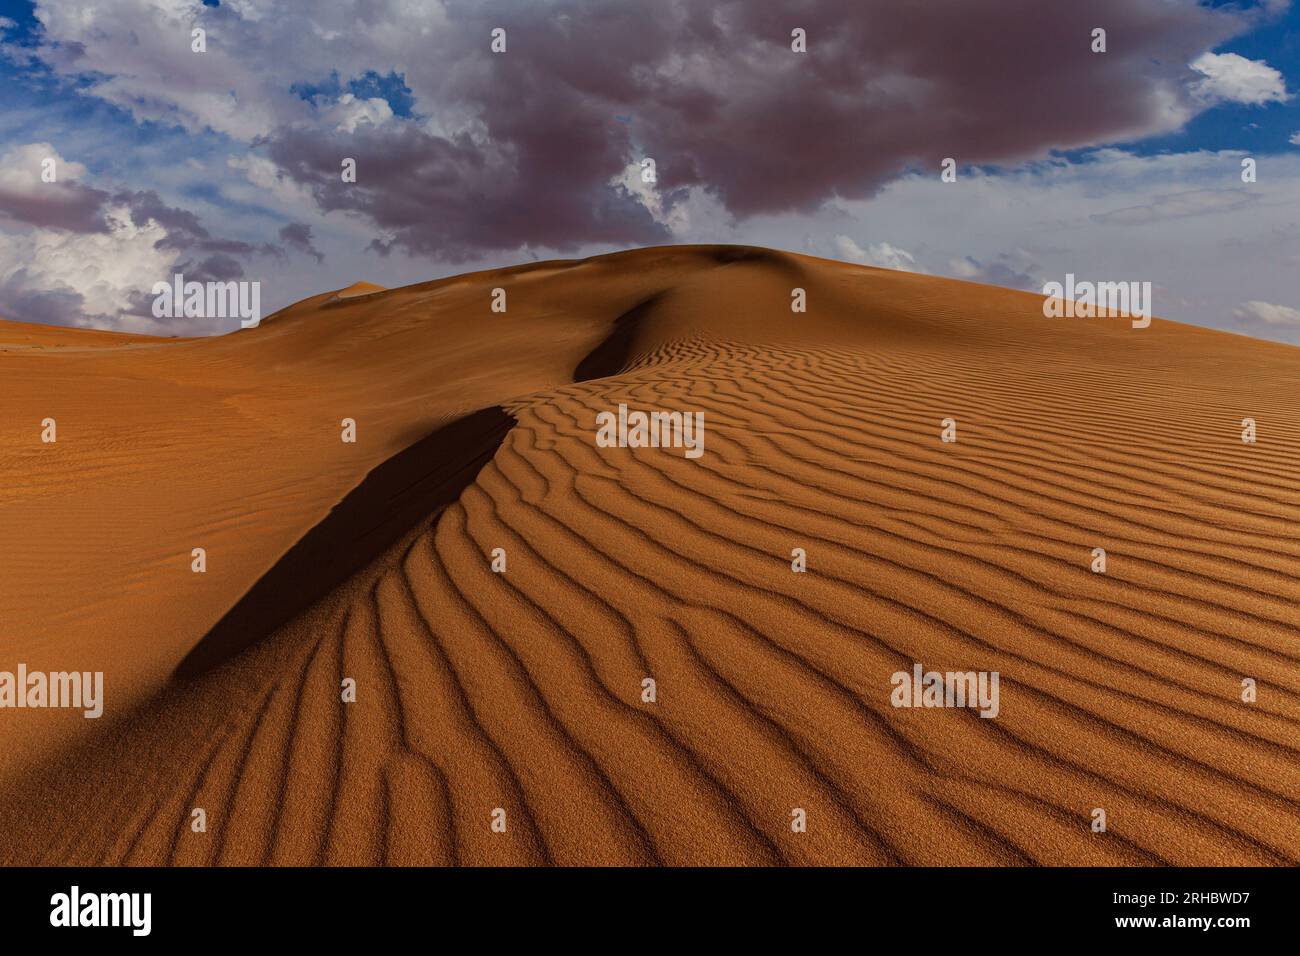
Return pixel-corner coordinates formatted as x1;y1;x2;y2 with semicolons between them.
0;142;88;191
0;205;179;330
1189;52;1290;106
834;237;925;273
321;94;393;134
1233;300;1300;326
614;162;690;234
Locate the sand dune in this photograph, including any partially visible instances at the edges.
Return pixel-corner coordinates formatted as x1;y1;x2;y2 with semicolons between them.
1;245;1297;865
329;281;389;302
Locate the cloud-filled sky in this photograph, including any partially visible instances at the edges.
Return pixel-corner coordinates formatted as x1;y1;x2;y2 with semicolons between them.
0;0;1297;339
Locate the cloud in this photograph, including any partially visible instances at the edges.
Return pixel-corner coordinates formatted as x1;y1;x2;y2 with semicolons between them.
20;0;1260;257
1189;52;1290;106
279;222;324;263
834;236;925;272
0;140;280;330
0;204;176;330
610;0;1245;219
1291;131;1300;146
227;154;316;208
0;142;110;232
614;162;691;234
0;279;88;327
320;93;393;134
264;121;668;260
1090;188;1259;225
1233;300;1300;326
948;253;1039;291
28;0;296;140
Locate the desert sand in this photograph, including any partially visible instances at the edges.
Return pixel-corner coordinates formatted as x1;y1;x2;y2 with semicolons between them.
328;281;389;303
0;245;1297;865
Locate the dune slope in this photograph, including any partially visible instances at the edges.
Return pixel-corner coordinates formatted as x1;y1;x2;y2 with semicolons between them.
1;246;1297;866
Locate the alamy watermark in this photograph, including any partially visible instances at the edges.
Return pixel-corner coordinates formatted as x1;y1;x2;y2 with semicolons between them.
890;662;999;718
152;273;261;328
50;886;150;936
0;663;103;718
595;402;705;459
1042;273;1151;329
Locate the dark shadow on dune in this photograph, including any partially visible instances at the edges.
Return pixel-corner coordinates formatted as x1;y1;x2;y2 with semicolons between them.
710;245;779;265
574;293;662;382
174;405;514;679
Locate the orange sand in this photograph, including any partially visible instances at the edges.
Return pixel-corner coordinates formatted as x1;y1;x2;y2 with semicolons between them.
0;246;1296;865
329;281;389;301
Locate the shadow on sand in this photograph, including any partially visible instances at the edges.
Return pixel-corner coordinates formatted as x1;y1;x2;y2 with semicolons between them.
174;405;514;679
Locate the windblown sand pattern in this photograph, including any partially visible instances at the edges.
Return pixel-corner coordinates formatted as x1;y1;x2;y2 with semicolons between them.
1;246;1297;866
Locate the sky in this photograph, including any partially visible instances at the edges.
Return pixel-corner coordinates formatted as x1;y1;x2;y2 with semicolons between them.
0;0;1298;339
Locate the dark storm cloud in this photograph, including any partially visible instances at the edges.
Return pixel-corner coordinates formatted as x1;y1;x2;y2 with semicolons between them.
666;0;1246;214
0;274;95;328
0;179;110;232
0;180;274;271
265;117;668;261
278;222;325;262
262;0;1248;256
185;253;246;283
113;189;274;259
0;176;272;267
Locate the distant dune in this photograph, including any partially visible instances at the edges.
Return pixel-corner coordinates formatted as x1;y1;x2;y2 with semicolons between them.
329;280;389;302
1;245;1297;865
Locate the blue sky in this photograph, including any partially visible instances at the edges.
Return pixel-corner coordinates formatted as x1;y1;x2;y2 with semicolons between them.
1123;1;1299;154
0;0;1297;339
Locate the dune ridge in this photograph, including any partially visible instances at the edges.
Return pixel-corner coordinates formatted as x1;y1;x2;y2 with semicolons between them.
1;246;1297;866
